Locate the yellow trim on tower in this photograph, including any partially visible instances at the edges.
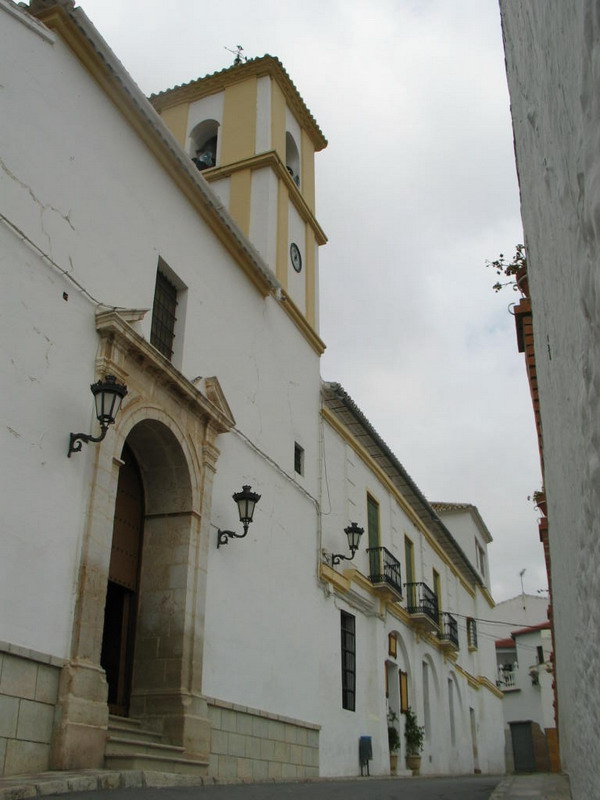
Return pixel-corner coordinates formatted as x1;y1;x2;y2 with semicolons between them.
221;78;257;164
159;103;190;150
322;406;477;595
229;169;252;236
305;227;316;328
301;130;316;212
203;151;327;245
276;181;289;287
150;55;327;152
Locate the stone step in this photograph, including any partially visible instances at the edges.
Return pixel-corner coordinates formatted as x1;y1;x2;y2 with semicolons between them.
104;752;209;776
108;717;162;745
105;736;185;758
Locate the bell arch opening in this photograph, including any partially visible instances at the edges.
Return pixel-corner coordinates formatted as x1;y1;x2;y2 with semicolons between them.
285;131;300;186
190;119;219;171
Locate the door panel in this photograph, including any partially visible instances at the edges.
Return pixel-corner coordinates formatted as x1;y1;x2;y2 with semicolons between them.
511;721;536;772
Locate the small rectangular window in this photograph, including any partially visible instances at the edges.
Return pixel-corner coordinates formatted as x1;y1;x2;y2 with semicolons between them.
467;617;478;649
151;268;178;360
340;611;356;711
537;645;544;664
294;442;304;475
476;542;486;579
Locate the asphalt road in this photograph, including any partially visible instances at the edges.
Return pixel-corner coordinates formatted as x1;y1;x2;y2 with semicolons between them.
60;776;502;800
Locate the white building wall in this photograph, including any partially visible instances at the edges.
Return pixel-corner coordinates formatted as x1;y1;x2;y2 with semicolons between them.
250;167;278;268
489;594;549;640
0;0;322;664
318;420;505;776
500;3;600;795
255;75;272;153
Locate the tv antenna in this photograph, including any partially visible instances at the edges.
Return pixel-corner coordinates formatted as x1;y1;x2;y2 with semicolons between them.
225;45;247;66
519;568;526;596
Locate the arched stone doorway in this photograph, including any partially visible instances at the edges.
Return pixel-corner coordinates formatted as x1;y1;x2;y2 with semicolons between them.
51;313;235;771
113;420;197;734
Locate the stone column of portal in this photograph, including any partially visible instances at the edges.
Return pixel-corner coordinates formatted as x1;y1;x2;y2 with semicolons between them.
129;429;221;764
50;449;120;769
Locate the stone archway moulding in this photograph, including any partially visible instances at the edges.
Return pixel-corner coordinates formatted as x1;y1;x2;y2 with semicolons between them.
51;310;235;770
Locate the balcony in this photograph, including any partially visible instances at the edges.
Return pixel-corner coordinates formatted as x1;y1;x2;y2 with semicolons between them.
438;612;459;651
366;547;403;600
404;581;439;632
496;663;519;691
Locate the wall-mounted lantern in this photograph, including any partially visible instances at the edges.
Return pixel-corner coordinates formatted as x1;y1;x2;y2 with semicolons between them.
68;374;128;457
217;485;261;548
332;522;364;565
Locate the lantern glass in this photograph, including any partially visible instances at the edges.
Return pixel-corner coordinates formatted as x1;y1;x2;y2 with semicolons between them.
344;522;364;552
91;375;128;426
233;485;261;525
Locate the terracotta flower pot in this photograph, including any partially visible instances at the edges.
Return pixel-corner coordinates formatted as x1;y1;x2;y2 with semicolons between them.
406;754;421;776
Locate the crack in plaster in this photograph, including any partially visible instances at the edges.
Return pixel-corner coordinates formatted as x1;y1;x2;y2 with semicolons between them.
1;157;76;255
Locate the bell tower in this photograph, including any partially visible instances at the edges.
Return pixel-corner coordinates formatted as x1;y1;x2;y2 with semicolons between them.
150;56;327;341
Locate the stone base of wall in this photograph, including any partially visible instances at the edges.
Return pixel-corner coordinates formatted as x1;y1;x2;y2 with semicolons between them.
206;697;319;781
0;642;63;776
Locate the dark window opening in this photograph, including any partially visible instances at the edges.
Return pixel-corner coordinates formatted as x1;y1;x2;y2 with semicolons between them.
341;611;356;711
294;442;304;475
151;269;178;361
193;135;217;171
537;645;544;664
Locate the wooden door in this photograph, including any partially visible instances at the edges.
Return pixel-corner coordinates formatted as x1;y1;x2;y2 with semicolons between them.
511;721;536;772
100;444;144;715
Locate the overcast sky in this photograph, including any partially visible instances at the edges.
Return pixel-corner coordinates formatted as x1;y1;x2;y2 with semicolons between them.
75;0;545;603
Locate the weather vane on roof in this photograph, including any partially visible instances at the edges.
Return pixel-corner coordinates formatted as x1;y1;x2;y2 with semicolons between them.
225;45;248;66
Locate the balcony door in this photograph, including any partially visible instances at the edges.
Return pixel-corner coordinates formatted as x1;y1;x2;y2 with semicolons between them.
367;494;380;578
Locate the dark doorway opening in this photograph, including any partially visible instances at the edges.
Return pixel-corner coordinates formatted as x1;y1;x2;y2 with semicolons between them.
101;443;144;716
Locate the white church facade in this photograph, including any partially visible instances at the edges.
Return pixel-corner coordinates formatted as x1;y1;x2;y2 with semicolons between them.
0;0;504;781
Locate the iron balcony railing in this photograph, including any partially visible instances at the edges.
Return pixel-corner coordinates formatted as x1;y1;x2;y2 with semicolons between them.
366;546;402;597
438;611;459;648
404;581;439;626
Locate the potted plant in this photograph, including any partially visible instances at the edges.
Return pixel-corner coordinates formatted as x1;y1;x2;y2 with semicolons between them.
387;709;401;773
485;243;528;296
404;706;425;775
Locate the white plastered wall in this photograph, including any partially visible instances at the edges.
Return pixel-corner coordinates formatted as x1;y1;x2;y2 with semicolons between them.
500;3;600;795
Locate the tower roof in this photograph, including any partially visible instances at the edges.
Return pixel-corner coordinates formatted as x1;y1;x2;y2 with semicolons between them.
149;55;327;152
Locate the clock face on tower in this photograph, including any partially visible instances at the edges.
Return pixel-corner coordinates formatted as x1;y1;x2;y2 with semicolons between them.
290;242;302;273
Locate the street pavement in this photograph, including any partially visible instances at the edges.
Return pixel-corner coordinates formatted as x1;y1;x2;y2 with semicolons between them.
26;776;501;800
0;771;571;800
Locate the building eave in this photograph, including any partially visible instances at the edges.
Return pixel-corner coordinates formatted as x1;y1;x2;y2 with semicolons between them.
322;382;483;588
149;54;328;153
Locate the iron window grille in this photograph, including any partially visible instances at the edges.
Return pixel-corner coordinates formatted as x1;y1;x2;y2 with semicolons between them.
341;611;356;711
467;617;478;649
150;270;178;360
